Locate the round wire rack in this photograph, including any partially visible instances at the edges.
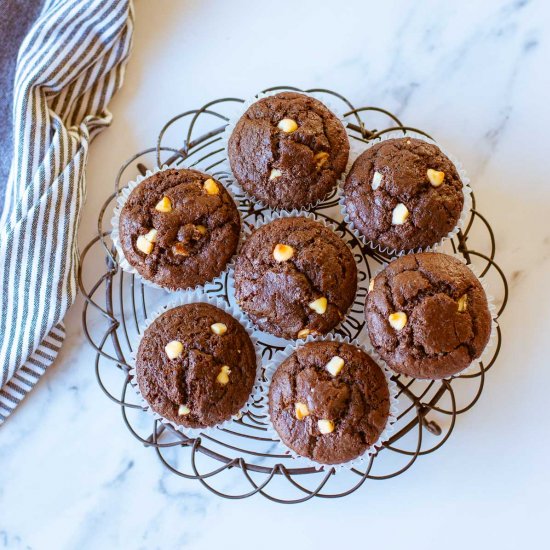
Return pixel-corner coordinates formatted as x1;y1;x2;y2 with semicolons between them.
79;86;508;503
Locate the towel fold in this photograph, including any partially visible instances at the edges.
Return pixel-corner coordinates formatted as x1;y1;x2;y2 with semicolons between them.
0;0;134;424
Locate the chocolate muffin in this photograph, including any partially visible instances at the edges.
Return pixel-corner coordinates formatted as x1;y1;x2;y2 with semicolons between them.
118;168;240;290
268;341;390;465
234;217;357;340
228;92;349;209
343;137;465;251
365;252;492;379
135;303;257;428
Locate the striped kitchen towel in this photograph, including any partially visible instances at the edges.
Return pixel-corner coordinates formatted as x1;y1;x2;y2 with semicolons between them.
0;0;134;424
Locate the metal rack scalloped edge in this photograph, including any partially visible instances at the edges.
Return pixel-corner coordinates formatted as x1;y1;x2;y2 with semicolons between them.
78;86;508;503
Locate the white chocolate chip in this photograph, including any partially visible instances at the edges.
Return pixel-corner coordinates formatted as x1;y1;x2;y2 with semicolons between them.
216;365;231;385
143;228;157;243
273;243;294;262
427;168;445;187
314;151;329;168
165;340;184;360
172;243;189;256
178;404;190;416
297;328;311;339
318;419;335;434
269;169;282;180
136;235;154;255
210;322;227;335
388;312;407;331
457;294;468;312
203;178;219;195
368;279;375;292
371;171;383;190
155;196;172;212
308;297;327;315
325;356;344;377
196;225;207;235
392;203;410;225
277;118;298;133
295;402;310;420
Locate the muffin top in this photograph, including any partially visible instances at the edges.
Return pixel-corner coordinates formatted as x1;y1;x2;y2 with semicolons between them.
365;252;492;379
118;168;240;290
234;217;357;340
135;303;257;428
343;137;464;251
228;92;349;209
268;341;390;465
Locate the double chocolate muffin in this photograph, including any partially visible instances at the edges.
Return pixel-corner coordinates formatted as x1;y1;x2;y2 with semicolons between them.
269;341;391;465
234;217;357;340
365;252;492;379
343;137;465;251
228;92;349;209
135;303;257;428
118;168;240;290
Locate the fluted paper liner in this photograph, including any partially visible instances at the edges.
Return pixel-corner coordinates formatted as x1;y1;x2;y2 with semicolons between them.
227;209;364;346
111;164;243;293
340;130;473;256
220;89;357;212
363;251;499;382
128;290;263;438
256;332;399;471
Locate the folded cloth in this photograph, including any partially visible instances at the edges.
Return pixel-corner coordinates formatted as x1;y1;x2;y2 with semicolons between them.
0;0;134;424
0;0;45;206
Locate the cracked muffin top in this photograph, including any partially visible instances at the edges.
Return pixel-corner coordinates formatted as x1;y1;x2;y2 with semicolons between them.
343;137;464;251
228;92;349;209
234;216;357;340
365;252;491;379
136;303;257;428
268;341;390;465
118;168;241;290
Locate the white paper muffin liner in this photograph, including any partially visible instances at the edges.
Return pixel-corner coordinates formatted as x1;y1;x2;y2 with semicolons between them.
127;290;263;438
227;209;360;346
364;250;499;382
339;130;473;256
256;333;399;471
220;88;357;212
111;164;243;293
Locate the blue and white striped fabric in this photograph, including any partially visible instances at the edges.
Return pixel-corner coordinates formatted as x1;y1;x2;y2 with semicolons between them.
0;0;134;424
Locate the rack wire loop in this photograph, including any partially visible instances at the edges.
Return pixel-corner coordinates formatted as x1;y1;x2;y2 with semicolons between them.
79;87;507;501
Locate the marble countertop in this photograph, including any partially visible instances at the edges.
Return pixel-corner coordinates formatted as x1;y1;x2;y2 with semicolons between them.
2;1;549;548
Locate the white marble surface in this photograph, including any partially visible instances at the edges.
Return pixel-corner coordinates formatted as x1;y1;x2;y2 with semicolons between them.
2;0;550;548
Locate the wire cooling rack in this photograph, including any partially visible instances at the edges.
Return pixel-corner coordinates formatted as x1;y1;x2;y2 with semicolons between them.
79;86;508;503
